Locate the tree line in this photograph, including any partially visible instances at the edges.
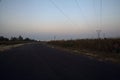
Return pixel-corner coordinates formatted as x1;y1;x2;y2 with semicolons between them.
0;36;35;41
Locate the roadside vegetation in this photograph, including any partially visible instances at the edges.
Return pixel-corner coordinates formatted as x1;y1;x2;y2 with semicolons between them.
0;36;36;51
0;36;35;45
48;38;120;63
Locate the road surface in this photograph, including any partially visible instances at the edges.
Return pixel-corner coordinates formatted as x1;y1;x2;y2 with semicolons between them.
0;43;120;80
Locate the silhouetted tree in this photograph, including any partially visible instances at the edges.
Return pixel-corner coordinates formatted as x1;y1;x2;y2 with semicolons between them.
18;35;23;41
0;36;9;41
10;37;18;41
24;38;30;41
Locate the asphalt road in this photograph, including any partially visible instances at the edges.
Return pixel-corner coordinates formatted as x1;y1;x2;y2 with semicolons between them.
0;43;120;80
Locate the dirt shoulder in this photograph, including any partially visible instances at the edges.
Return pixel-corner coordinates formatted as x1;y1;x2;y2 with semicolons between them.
0;44;24;52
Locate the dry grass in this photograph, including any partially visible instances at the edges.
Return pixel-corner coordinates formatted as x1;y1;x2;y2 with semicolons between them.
48;38;120;53
47;38;120;63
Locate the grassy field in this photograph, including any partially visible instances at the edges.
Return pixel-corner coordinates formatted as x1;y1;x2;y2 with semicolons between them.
48;38;120;63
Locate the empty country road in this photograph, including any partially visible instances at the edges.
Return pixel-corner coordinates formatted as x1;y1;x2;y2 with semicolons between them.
0;43;120;80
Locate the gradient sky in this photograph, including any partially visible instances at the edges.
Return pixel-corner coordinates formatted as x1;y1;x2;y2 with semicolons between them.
0;0;120;40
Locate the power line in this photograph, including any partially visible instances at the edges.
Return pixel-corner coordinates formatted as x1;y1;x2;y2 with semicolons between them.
100;0;102;28
93;0;103;39
49;0;70;20
93;0;98;28
49;0;78;27
93;0;102;29
75;0;89;27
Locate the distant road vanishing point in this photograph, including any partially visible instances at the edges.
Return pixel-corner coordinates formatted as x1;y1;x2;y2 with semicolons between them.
0;43;120;80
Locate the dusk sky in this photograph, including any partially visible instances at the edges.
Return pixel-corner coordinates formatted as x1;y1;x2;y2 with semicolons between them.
0;0;120;40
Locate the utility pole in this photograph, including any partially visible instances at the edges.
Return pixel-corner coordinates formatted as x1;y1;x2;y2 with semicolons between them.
103;33;106;39
54;36;56;41
96;30;101;39
95;0;102;39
